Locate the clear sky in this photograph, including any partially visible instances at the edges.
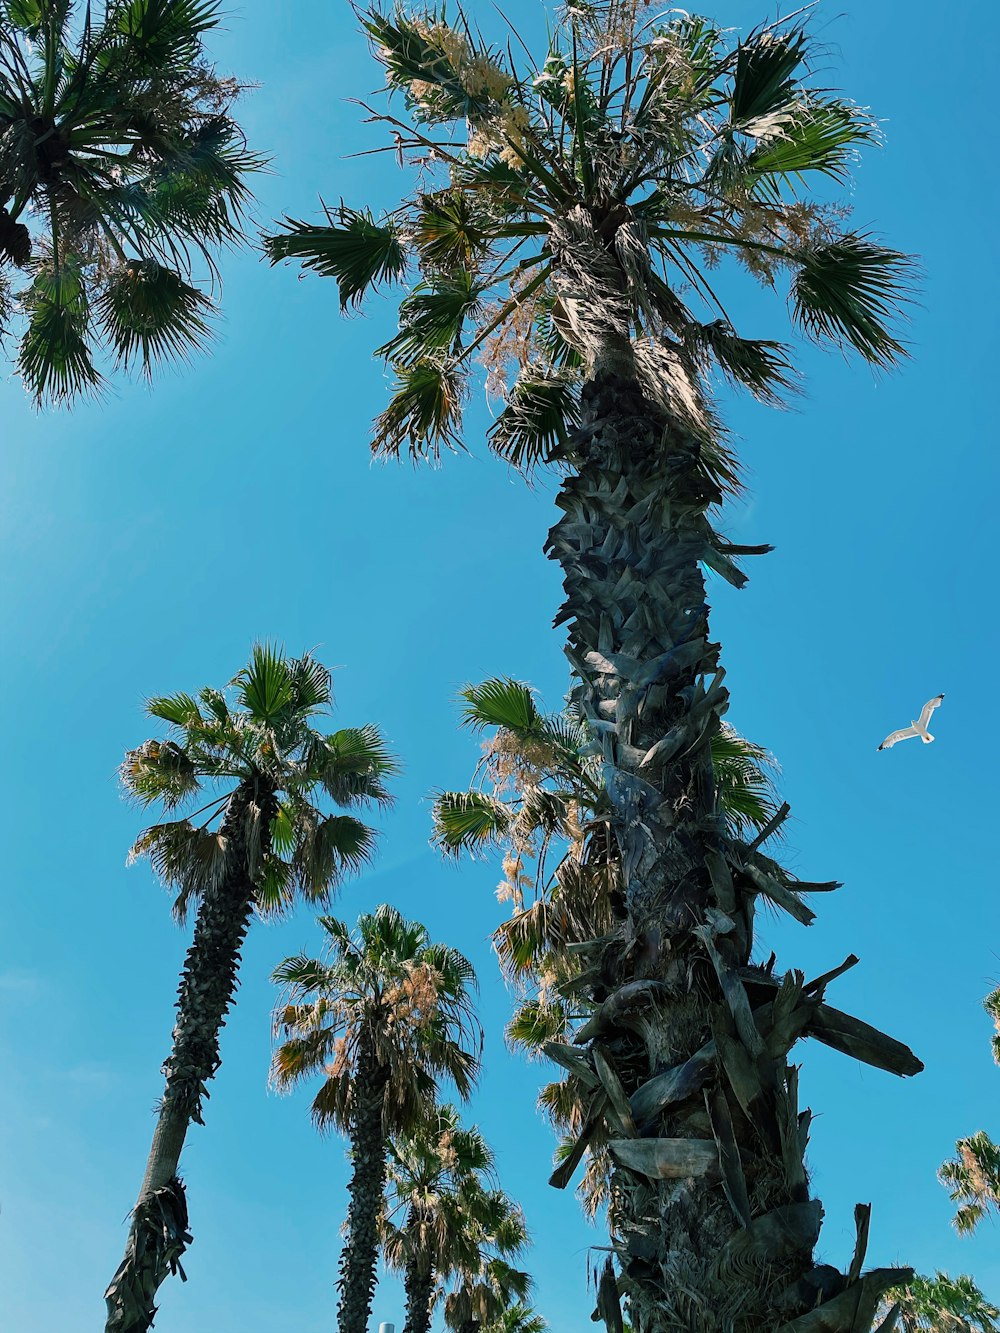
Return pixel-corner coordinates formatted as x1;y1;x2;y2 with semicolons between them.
1;2;999;1329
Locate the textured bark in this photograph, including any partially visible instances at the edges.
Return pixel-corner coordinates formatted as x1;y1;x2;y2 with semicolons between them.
104;780;276;1333
402;1218;435;1333
546;370;920;1332
338;1028;390;1333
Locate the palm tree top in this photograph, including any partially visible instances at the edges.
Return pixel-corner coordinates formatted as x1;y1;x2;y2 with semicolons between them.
272;904;483;1131
0;0;264;403
265;1;915;464
123;643;398;919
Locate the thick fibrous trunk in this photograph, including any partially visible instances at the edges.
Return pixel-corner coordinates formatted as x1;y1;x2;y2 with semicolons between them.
337;1030;390;1333
104;781;275;1333
547;370;921;1332
402;1222;435;1333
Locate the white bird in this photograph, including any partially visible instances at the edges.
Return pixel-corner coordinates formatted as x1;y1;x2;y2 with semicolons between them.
878;693;945;751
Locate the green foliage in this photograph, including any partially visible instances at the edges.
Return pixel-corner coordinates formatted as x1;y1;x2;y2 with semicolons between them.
264;206;407;308
271;904;483;1131
123;643;396;919
267;2;914;463
940;1131;1000;1235
0;0;262;402
793;234;917;367
881;1271;1000;1332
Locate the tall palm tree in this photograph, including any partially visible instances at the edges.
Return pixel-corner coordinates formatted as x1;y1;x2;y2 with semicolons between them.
444;1226;533;1333
104;645;396;1333
382;1106;529;1333
876;1272;1000;1332
0;0;262;403
272;906;483;1333
940;985;1000;1231
266;6;922;1328
434;677;786;1218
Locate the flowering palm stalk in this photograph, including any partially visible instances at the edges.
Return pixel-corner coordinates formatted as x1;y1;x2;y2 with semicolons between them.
104;645;396;1333
273;907;483;1333
383;1105;530;1333
0;0;262;402
269;5;922;1329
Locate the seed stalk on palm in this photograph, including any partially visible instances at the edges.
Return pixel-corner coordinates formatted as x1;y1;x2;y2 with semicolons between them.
105;646;397;1333
267;5;922;1328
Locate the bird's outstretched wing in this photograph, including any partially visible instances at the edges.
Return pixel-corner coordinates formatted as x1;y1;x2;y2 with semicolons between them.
917;693;945;730
879;726;918;751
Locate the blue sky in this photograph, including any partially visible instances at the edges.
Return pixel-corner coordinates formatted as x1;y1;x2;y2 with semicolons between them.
1;1;999;1328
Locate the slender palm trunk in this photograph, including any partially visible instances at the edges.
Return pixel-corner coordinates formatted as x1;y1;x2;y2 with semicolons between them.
548;367;920;1331
338;1029;390;1333
401;1211;435;1333
104;781;276;1333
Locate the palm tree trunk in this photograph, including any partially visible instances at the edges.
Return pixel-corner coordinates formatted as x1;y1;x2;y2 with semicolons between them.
402;1220;435;1333
338;1028;390;1333
104;781;276;1333
548;368;919;1332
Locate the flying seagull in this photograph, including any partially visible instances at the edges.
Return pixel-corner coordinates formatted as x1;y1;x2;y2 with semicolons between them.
878;694;945;751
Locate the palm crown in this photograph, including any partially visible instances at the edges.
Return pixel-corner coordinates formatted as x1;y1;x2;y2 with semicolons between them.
265;0;913;465
383;1105;530;1333
0;0;262;402
272;904;482;1133
124;644;397;920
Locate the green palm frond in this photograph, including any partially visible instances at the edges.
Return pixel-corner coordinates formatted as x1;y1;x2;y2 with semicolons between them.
433;791;513;856
745;101;879;190
488;372;579;468
18;266;101;403
460;678;541;734
729;26;809;128
232;643;295;720
793;234;917;367
263;205;407;308
686;322;797;406
96;261;213;375
377;269;480;364
272;3;915;463
0;0;260;401
372;357;466;459
881;1272;1000;1333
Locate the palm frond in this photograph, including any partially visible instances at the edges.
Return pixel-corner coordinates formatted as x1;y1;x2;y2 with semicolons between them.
372;357;466;460
460;678;541;734
488;371;579;469
18;265;101;404
433;791;512;857
729;26;808;129
96;261;213;375
263;205;407;309
232;642;295;720
792;233;916;367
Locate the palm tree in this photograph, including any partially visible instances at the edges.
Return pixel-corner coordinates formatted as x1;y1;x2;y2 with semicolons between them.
444;1219;533;1333
481;1304;547;1333
272;906;483;1333
940;1131;1000;1234
876;1272;1000;1332
0;0;262;403
266;6;922;1328
941;985;1000;1231
104;645;396;1333
382;1106;529;1333
435;677;786;1218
